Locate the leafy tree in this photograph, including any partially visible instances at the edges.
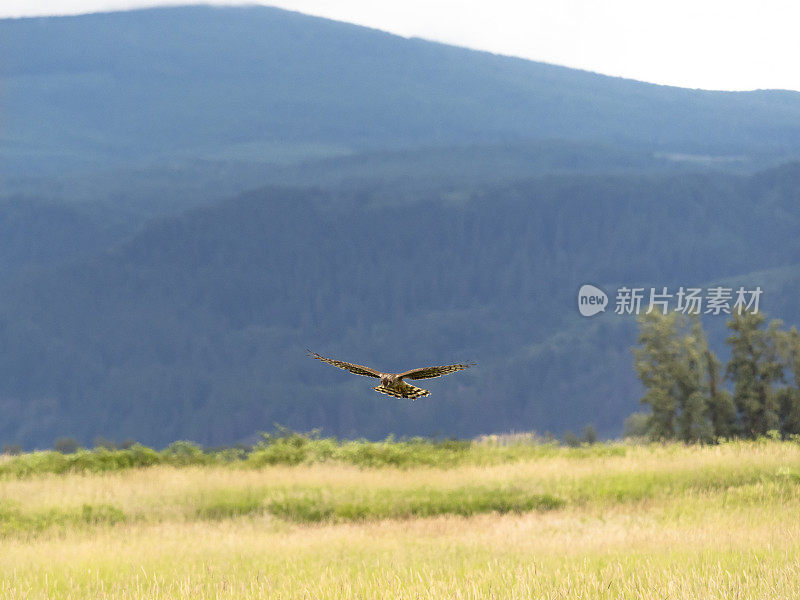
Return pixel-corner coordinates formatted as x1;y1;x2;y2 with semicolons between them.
562;431;580;448
623;412;650;438
774;326;800;435
725;311;784;437
579;424;598;445
673;319;714;443
692;320;736;439
634;312;681;440
634;312;718;442
54;437;80;454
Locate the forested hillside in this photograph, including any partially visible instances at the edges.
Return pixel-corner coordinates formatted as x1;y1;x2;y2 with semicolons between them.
2;7;800;449
0;199;133;282
1;166;799;447
3;5;800;181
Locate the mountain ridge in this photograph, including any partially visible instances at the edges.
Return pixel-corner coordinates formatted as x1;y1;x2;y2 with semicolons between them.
3;4;800;180
2;6;800;448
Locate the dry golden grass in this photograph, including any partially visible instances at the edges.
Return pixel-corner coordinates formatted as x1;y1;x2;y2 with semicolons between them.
1;440;799;598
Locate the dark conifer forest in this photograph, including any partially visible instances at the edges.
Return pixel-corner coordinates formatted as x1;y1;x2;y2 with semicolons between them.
1;6;799;448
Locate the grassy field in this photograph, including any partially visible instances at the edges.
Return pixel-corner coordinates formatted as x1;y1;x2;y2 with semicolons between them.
1;438;799;598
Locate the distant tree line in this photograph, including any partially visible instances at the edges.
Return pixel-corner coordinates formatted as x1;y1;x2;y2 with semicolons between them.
631;310;800;442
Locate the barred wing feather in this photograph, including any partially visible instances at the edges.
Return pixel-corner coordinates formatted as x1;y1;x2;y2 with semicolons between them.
306;351;381;379
398;363;474;380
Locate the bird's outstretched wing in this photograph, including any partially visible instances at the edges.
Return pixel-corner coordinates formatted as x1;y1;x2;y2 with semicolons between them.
398;363;475;380
307;351;381;379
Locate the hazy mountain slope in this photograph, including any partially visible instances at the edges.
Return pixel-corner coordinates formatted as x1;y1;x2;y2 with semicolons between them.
2;5;800;179
0;198;136;283
2;6;800;449
0;139;686;220
1;165;799;448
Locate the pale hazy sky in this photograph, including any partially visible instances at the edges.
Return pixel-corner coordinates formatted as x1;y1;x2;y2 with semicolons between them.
3;0;800;92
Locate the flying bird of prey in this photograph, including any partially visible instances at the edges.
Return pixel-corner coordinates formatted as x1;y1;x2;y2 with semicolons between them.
308;351;474;400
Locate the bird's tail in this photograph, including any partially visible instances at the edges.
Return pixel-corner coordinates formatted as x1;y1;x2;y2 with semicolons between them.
373;382;430;400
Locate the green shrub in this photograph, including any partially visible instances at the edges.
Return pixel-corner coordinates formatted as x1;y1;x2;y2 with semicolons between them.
247;443;309;466
80;503;126;525
267;494;335;523
264;486;564;523
0;502;126;536
195;493;264;520
127;443;162;468
162;440;206;466
0;430;632;478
